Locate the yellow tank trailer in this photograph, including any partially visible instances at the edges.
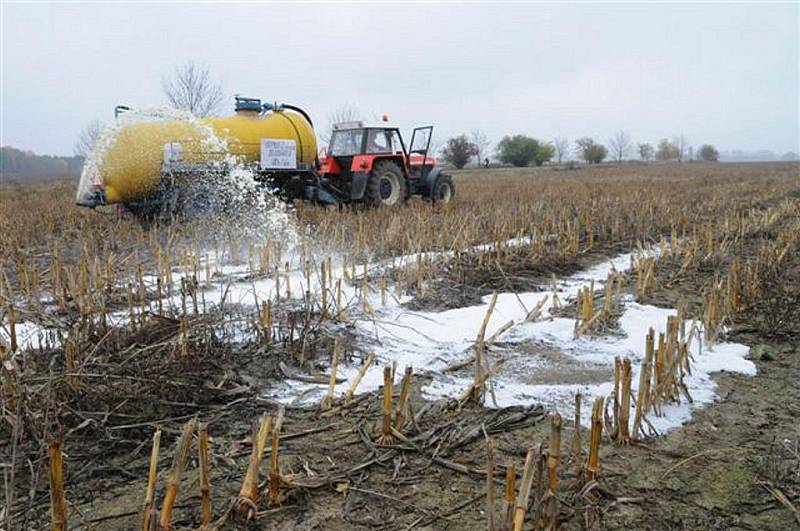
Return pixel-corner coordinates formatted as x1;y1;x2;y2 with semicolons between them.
76;98;317;211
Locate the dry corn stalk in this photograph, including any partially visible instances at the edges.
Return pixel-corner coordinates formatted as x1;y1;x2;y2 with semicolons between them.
179;313;189;360
502;463;516;529
376;366;394;445
534;446;546;528
572;393;583;479
635;256;655;300
64;337;77;387
198;424;212;526
159;417;197;530
581;284;594;323
320;260;328;319
1;345;18;410
394;366;413;432
49;440;67;531
585;398;603;481
320;340;341;410
141;429;161;531
603;273;614;314
335;278;343;321
703;284;723;344
653;332;666;415
512;448;536;531
524;295;549;323
345;352;375;401
632;328;655;441
546;413;562;529
550;274;561;308
612;357;622;436
268;417;282;506
618;358;632;444
8;305;18;353
236;414;272;519
485;437;496;531
486;319;514;346
471;292;498;404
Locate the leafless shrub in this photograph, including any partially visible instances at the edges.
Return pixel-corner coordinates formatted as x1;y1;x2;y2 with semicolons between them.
470;129;491;167
74;120;101;159
320;105;362;146
162;61;224;117
608;130;632;163
553;137;570;164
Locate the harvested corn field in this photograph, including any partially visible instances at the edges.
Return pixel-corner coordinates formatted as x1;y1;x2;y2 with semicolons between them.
1;162;799;530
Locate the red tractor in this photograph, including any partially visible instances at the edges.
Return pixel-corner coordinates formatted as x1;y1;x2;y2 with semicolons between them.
314;121;455;206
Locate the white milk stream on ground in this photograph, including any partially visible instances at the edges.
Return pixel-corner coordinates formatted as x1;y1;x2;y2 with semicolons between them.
3;241;754;435
260;250;754;433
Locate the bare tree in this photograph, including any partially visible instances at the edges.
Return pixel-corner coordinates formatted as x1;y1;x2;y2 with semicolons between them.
608;130;632;163
321;105;362;146
470;129;491;167
638;143;654;161
74;120;101;158
553;137;570;164
162;61;224;117
673;134;688;163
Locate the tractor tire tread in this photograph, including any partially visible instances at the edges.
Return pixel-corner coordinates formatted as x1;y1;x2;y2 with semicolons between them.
366;160;407;206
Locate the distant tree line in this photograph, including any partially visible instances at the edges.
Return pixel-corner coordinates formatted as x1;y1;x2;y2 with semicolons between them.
439;129;729;168
1;146;84;175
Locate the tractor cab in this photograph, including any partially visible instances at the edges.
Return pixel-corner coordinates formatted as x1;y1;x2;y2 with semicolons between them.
319;121;450;206
325;122;435;173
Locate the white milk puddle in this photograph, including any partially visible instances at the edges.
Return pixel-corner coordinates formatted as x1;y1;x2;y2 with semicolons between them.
263;250;754;434
2;242;755;435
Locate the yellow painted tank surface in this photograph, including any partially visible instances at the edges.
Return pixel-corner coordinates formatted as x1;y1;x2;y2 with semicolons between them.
78;110;317;205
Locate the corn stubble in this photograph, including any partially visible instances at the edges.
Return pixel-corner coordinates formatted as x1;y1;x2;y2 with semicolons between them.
2;163;798;529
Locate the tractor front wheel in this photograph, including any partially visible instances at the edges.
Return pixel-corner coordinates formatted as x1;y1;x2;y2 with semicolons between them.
366;161;407;207
431;174;455;204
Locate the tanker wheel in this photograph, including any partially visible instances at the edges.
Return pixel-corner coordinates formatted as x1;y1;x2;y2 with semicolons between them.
431;174;455;204
366;160;406;207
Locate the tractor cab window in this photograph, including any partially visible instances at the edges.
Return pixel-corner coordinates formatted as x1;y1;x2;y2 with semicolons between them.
389;130;405;155
329;129;363;157
365;129;393;154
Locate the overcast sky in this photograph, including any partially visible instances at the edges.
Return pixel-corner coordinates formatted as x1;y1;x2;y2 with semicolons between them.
2;2;798;156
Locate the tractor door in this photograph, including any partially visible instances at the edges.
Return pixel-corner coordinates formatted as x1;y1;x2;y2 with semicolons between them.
408;126;434;178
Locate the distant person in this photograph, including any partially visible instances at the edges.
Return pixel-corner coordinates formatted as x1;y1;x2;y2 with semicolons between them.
483;157;490;168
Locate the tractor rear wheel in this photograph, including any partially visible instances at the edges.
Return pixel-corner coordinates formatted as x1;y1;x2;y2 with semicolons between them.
431;174;455;204
366;160;406;207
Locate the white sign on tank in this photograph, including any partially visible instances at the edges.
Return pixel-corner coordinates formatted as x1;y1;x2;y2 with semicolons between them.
260;139;297;170
163;142;184;165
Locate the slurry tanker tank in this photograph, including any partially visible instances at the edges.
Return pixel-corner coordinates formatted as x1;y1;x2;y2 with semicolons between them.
76;97;317;212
